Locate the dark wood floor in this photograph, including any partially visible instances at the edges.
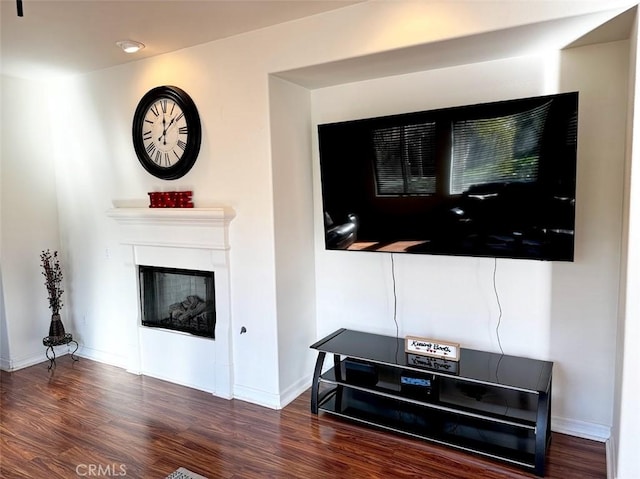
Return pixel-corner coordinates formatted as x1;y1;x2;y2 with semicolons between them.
1;357;606;479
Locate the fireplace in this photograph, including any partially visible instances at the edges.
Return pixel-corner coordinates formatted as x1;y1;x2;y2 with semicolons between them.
139;266;216;339
108;206;235;398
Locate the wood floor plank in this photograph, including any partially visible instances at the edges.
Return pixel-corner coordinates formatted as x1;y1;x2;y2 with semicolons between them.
0;358;606;478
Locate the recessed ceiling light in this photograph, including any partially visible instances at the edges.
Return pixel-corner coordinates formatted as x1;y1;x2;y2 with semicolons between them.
116;40;145;54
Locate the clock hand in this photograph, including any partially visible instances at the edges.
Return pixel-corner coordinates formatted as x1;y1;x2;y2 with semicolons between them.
158;114;168;144
159;116;179;140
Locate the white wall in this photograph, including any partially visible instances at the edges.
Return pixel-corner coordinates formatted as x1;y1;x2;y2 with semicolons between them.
269;76;318;405
310;43;628;435
614;11;640;479
0;73;6;366
551;41;630;438
1;75;61;370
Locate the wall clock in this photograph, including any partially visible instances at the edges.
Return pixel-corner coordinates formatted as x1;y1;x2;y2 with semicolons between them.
132;85;201;180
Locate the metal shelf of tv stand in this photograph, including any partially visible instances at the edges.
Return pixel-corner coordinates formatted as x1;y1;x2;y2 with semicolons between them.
310;328;552;477
318;366;537;430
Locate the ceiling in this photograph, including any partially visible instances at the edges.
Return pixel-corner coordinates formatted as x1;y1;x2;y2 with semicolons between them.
1;1;636;83
277;6;636;89
0;0;361;79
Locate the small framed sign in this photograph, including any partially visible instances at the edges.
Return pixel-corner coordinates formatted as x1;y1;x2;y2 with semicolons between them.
405;336;460;362
407;354;459;375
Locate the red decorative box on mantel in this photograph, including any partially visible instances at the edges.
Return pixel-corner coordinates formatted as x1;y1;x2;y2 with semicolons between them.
148;191;194;208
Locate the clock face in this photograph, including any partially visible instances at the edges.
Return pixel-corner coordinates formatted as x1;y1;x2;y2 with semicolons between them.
142;99;187;168
132;86;201;180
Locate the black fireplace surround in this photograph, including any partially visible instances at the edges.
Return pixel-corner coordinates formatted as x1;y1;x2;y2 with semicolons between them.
139;265;216;339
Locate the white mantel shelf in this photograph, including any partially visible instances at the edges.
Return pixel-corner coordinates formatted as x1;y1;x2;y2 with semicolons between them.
106;207;235;227
107;206;236;251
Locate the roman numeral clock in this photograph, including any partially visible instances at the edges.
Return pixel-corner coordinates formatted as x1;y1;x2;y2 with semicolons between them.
132;86;202;180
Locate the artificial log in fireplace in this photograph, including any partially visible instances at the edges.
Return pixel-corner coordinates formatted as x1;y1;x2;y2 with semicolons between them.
139;265;216;339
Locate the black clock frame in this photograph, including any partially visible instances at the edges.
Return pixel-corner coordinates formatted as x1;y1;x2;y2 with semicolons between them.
132;85;202;180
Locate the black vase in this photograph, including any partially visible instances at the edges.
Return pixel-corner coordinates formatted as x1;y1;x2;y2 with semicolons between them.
49;314;66;339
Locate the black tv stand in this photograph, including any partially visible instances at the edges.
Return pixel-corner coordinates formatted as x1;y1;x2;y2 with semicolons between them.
310;328;553;476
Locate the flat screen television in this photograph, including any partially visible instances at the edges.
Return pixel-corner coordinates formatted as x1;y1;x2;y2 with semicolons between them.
317;92;578;261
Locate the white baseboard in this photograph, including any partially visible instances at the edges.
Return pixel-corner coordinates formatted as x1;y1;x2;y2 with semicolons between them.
233;383;283;409
552;416;611;442
606;437;616;479
1;343;125;373
137;368;233;399
76;345;127;369
279;374;312;409
234;375;311;410
0;346;73;372
0;355;42;371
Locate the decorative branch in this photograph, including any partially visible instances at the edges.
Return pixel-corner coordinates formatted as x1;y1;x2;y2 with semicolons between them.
40;250;64;315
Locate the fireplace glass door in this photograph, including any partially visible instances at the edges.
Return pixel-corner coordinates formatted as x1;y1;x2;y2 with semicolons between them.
139;266;216;339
